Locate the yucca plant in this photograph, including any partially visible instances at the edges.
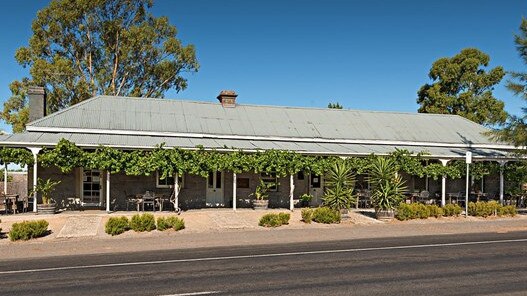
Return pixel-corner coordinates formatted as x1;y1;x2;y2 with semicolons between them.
322;160;356;211
368;156;407;212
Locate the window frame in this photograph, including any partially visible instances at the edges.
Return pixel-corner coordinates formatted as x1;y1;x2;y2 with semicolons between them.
260;172;278;192
156;171;184;189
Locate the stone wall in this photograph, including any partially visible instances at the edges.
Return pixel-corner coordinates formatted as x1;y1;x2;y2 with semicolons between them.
2;172;28;198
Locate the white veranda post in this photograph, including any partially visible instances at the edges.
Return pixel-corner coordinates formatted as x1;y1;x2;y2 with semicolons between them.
233;172;237;211
106;171;111;212
499;161;507;205
174;172;180;211
3;163;7;195
439;159;450;207
289;174;295;211
28;147;41;213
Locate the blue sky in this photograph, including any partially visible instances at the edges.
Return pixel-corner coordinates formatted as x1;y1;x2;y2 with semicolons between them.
0;0;525;133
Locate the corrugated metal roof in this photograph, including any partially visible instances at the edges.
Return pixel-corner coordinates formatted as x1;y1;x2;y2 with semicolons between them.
27;95;495;145
0;132;512;159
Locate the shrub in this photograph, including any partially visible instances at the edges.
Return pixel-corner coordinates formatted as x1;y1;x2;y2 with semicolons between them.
414;203;430;219
105;216;130;236
156;217;170;231
427;205;443;218
278;213;290;225
259;213;289;227
498;205;517;217
312;207;341;224
301;208;314;223
157;216;185;231
9;220;49;241
443;203;462;217
465;201;520;218
167;216;185;231
130;213;156;232
396;203;413;221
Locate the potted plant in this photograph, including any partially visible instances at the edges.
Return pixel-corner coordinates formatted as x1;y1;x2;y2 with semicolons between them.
322;160;356;216
300;193;313;207
250;179;274;210
32;178;61;214
368;156;407;220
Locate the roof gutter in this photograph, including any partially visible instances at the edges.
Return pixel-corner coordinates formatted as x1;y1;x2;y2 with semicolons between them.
25;126;520;151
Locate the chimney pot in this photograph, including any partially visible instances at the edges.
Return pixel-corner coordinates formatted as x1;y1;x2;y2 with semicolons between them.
28;86;46;122
217;90;237;108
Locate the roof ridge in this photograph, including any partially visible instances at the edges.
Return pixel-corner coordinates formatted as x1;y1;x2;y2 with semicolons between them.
100;95;463;117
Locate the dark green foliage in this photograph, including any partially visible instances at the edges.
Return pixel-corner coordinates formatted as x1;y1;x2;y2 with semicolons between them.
3;0;199;132
417;48;506;126
157;216;185;231
368;156;407;211
323;160;356;211
259;213;290;227
301;208;314;223
491;18;527;147
9;220;49;241
105;216;130;236
443;203;463;217
327;102;343;109
312;207;341;224
31;139;502;184
130;213;156;232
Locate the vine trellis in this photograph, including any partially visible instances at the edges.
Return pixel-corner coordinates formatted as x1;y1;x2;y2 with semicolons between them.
0;139;523;188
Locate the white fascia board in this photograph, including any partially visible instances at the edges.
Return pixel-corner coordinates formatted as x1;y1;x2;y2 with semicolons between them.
25;126;519;150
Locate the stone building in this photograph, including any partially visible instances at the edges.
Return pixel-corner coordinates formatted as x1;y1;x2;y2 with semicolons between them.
0;87;518;212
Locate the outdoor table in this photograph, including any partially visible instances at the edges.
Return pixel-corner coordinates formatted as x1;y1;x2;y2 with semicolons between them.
155;195;169;211
3;194;19;214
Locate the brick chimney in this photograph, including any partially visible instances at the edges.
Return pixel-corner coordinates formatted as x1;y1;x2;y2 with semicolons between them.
28;86;46;122
217;90;237;108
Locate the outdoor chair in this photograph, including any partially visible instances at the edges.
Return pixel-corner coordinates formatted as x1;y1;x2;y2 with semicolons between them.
418;190;430;204
15;196;29;213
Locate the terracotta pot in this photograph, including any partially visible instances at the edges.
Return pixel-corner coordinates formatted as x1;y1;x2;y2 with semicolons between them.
253;199;269;210
37;203;57;215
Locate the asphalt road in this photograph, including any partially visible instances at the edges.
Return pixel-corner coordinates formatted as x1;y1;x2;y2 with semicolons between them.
1;231;527;296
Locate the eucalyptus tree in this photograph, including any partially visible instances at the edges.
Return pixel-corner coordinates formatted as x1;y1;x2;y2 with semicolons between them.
417;48;506;126
2;0;199;132
492;18;527;147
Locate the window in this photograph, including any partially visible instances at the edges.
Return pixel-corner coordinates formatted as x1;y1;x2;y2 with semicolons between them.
156;171;184;189
297;171;305;180
237;178;250;189
261;172;278;191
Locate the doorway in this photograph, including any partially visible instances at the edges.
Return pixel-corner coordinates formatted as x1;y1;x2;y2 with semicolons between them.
206;171;224;207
